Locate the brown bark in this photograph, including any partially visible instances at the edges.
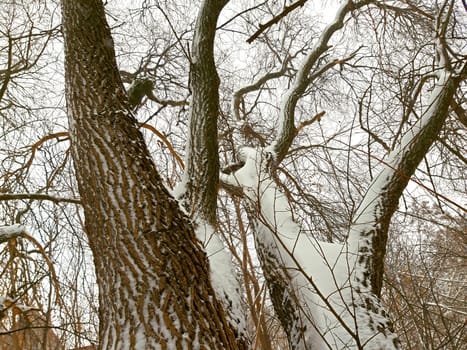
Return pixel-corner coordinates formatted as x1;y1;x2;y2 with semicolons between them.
61;0;239;348
180;0;229;225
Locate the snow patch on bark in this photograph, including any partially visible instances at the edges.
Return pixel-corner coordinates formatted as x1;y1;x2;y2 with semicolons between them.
195;222;247;339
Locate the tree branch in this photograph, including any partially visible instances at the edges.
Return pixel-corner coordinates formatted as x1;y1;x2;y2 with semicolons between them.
179;0;229;224
231;56;290;121
349;48;467;296
270;0;370;163
0;193;81;205
140;123;184;169
246;0;309;44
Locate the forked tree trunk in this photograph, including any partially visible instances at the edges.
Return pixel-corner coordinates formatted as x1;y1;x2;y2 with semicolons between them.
61;0;239;348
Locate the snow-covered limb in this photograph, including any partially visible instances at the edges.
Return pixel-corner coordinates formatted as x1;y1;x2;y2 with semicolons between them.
172;193;247;334
269;0;373;163
195;222;247;340
0;225;62;304
0;296;37;314
0;224;28;242
221;147;399;349
348;57;466;296
0;193;81;205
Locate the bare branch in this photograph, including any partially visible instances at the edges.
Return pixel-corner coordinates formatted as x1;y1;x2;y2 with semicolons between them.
271;3;370;162
218;1;268;30
23;132;69;171
294;111;325;137
359;86;391;152
231;56;290;121
127;78;188;109
0;225;62;306
0;37;13;102
0;193;81;205
246;0;309;44
450;98;467;128
140;123;184;170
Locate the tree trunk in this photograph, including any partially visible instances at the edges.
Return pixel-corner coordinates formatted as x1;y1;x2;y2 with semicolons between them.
61;0;239;348
178;0;228;225
349;51;467;297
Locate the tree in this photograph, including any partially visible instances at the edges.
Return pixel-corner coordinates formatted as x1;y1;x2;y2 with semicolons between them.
60;0;243;348
1;0;465;349
385;204;466;349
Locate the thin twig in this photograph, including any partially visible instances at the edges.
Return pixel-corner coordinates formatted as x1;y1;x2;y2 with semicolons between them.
140;123;184;169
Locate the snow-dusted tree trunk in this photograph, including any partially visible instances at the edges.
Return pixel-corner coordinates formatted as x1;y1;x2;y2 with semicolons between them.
174;0;248;344
61;0;240;348
223;1;465;349
178;0;227;225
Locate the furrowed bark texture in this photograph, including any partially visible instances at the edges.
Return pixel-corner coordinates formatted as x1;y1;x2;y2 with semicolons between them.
244;207;307;350
253;231;309;349
350;65;465;296
179;2;248;345
61;0;238;348
181;0;229;225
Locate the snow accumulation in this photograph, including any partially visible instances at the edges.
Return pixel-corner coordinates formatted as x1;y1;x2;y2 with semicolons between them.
0;296;36;313
194;221;247;338
349;66;453;258
0;224;27;241
171;160;247;337
386;69;451;166
221;147;399;349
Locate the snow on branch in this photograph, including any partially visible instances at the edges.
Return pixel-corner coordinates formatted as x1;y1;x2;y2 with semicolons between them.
0;296;38;316
246;0;309;44
0;224;27;242
348;39;467;295
221;147;399;348
0;224;61;304
195;222;247;339
269;0;372;163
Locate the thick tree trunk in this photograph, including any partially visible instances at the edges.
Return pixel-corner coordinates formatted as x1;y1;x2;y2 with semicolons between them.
179;0;228;225
349;61;466;296
174;1;248;343
61;0;239;348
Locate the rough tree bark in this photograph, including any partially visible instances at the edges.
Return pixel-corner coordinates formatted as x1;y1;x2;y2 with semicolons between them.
61;0;240;348
172;0;247;343
178;0;228;225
